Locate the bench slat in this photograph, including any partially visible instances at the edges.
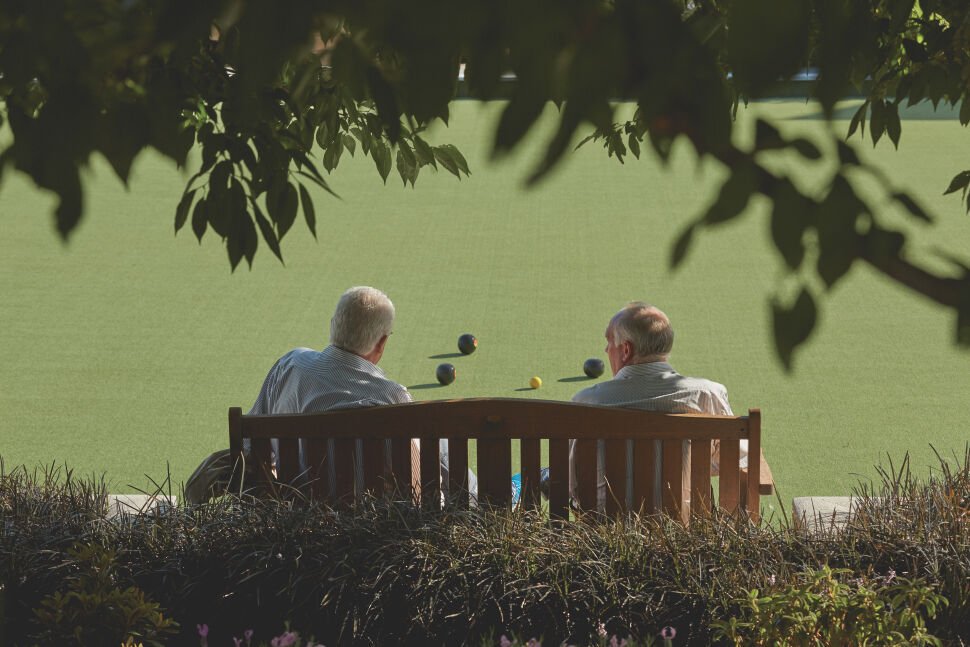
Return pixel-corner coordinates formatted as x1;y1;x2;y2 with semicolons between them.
662;440;686;523
690;439;713;516
520;438;541;510
573;439;597;513
333;438;355;503
719;438;740;514
632;439;656;514
277;438;300;486
361;438;385;496
477;437;511;507
419;437;440;509
305;438;329;500
447;437;469;508
548;438;569;520
239;399;752;442
604;439;627;516
252;437;275;491
389;438;412;500
747;409;762;522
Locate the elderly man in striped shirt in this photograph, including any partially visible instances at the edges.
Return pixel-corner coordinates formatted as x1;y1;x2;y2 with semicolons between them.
249;285;475;502
569;302;747;510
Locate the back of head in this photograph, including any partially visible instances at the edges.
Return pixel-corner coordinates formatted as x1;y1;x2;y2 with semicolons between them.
610;302;674;361
329;286;395;356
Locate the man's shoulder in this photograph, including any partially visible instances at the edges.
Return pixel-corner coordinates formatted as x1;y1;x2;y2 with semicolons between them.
274;347;318;365
571;382;612;404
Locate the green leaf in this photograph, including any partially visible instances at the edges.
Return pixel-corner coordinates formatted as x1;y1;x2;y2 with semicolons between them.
628;134;641;160
702;163;758;226
315;121;331;150
342;133;356;157
791;138;822;160
772;287;817;372
902;38;928;63
175;189;197;234
886;103;902;148
322;139;343;173
837;141;860;166
770;180;812;270
412;136;436;168
847;102;867;139
373;143;392;183
191;196;208;243
494;91;547;156
396;144;418;187
755;119;785;151
670;224;695;269
892;192;933;223
815;176;864;289
869;100;887;147
433;146;460;179
298;183;317;239
253;203;283;262
207;180;231;237
438;144;469;175
943;171;970;197
267;180;298;240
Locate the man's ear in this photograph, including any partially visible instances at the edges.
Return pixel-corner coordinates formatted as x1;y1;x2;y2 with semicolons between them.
622;340;634;362
374;334;389;354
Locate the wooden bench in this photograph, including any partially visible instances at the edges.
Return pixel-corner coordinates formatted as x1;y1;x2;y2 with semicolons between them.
229;398;774;522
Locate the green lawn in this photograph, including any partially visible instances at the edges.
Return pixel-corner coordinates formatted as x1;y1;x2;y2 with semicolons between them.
1;100;968;508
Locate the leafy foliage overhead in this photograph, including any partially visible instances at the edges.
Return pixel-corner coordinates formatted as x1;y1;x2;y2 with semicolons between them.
0;0;968;366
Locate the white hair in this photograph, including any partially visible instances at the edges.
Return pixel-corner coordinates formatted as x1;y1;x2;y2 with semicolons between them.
609;302;674;359
329;286;395;355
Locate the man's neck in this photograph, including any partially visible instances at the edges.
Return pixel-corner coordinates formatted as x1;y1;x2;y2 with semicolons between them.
628;354;668;366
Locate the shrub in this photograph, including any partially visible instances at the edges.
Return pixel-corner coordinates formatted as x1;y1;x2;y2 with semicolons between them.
711;565;946;645
29;543;177;646
0;448;967;645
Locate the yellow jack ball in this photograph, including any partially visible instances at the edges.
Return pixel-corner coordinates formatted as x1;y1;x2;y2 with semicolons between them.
529;376;542;389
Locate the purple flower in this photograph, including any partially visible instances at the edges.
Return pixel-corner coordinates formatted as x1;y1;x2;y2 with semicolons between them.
609;636;627;647
244;629;254;646
500;635;513;647
197;624;209;638
660;626;677;640
233;639;242;647
271;631;298;647
526;639;541;647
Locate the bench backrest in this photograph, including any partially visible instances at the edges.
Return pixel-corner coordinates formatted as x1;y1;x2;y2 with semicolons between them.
229;398;763;522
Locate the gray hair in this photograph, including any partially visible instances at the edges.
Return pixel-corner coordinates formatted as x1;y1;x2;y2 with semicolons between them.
329;286;395;355
609;302;674;360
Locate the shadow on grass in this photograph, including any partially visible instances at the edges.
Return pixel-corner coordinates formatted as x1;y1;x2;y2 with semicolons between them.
409;383;446;390
429;353;463;359
558;376;592;383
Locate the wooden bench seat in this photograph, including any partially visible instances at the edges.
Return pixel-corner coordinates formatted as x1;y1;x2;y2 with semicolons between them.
229;398;774;522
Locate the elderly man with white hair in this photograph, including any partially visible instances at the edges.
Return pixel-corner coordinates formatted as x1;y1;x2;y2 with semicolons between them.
250;285;408;415
246;285;475;502
569;301;746;510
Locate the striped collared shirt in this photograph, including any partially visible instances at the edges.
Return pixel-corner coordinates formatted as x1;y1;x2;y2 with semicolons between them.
570;361;746;509
248;345;475;501
249;345;411;415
